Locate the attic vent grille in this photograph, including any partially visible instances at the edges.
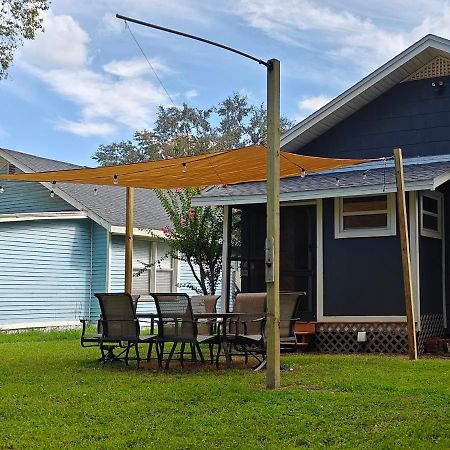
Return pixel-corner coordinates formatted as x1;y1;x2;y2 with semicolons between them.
403;56;450;82
8;164;16;174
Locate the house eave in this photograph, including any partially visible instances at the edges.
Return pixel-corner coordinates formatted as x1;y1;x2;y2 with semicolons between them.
192;180;435;206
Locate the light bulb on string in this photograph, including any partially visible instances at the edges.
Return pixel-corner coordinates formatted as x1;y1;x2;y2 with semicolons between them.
50;181;56;198
362;170;368;180
113;175;119;185
181;162;187;173
300;168;306;178
335;177;340;186
94;188;98;196
0;186;4;194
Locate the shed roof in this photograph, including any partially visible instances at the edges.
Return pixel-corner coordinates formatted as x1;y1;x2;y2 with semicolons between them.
193;155;450;206
0;148;169;231
281;34;450;153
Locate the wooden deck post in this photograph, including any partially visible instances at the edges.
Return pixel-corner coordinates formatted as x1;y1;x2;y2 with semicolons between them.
125;186;134;295
266;59;281;389
394;148;418;360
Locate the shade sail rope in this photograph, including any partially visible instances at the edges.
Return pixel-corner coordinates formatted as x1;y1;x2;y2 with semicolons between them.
0;144;377;190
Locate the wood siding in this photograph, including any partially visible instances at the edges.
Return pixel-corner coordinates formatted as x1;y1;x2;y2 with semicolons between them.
90;222;108;320
299;76;450;159
322;198;405;316
0;219;91;326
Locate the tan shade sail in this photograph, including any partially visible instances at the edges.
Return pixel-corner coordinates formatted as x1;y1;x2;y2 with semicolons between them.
0;144;371;189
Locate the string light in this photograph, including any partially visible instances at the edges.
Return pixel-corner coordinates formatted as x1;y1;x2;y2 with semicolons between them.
94;188;98;196
335;177;340;186
50;181;56;198
181;162;187;173
300;168;306;178
113;174;119;185
362;170;368;180
0;186;4;194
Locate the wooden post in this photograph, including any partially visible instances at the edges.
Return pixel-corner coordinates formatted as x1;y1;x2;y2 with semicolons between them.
125;186;134;295
394;148;418;360
221;205;230;313
266;59;281;389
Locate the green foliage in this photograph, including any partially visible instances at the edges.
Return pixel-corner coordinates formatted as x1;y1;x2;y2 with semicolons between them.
0;0;49;79
1;331;450;449
93;92;294;166
155;187;223;295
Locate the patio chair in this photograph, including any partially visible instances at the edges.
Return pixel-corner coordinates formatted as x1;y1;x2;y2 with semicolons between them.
279;292;305;350
152;293;217;369
95;293;156;368
190;294;220;333
80;295;140;360
231;292;267;368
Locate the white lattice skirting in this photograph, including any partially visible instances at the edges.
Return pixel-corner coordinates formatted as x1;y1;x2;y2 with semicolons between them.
315;322;409;354
315;316;446;354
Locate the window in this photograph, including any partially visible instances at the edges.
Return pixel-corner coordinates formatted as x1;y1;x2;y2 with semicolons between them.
335;194;396;238
420;192;442;239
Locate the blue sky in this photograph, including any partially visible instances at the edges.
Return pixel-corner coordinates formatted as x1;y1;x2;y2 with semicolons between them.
1;0;450;166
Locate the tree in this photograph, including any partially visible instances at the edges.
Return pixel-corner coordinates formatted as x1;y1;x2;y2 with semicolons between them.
155;188;223;295
93;92;293;165
0;0;49;79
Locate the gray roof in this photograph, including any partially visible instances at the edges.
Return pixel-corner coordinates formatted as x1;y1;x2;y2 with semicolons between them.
0;148;169;230
194;156;450;206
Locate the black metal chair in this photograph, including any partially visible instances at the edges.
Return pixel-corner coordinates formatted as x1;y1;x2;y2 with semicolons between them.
95;293;156;368
231;293;267;369
152;293;217;369
80;294;141;351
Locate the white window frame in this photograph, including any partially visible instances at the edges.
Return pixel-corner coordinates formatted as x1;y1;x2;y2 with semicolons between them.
420;191;442;239
334;193;397;239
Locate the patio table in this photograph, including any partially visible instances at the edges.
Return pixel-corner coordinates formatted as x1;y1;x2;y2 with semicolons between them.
194;312;266;369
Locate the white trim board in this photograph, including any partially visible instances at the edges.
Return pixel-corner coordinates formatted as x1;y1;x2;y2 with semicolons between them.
0;211;88;222
0;320;81;330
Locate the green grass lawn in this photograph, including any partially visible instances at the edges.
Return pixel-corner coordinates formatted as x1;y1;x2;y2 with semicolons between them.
0;330;449;449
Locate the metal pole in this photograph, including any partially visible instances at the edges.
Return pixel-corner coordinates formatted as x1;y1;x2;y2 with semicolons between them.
125;186;134;294
265;59;281;389
394;148;418;360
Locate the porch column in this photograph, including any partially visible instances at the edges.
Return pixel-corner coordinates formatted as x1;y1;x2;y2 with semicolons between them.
125;187;134;295
221;205;230;313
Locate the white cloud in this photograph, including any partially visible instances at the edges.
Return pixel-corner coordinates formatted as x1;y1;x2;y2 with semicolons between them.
298;95;332;113
232;0;450;72
18;9;174;137
185;89;198;99
56;120;116;137
296;94;332;121
20;9;89;69
103;57;171;78
0;126;8;138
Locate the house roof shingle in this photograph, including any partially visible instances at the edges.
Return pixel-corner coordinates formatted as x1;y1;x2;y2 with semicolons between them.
0;148;169;230
194;157;450;206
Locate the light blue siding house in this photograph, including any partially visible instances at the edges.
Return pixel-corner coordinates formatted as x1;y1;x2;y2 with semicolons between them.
0;148;201;329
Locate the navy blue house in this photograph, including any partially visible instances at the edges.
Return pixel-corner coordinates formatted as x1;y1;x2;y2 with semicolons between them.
0;149;201;329
196;34;450;353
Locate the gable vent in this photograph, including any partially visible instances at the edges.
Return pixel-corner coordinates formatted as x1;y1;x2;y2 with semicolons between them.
8;164;17;174
403;56;450;82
